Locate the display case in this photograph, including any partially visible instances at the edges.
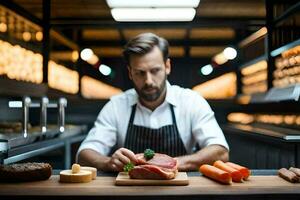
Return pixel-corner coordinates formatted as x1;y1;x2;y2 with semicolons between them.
0;3;95;168
0;4;80;98
223;1;300;168
237;27;268;100
235;1;300;103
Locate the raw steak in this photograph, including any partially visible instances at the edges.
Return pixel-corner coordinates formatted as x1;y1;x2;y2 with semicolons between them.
136;153;177;169
128;153;178;180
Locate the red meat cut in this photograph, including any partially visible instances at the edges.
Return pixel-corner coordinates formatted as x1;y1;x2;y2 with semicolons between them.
128;153;178;180
135;153;178;169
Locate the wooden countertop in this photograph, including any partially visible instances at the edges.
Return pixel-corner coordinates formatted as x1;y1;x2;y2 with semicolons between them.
0;175;300;196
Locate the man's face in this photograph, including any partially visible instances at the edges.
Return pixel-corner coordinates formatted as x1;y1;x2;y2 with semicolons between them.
128;46;171;102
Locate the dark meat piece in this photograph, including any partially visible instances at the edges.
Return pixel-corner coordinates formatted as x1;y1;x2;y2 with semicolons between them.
0;162;52;182
289;167;300;177
278;168;299;183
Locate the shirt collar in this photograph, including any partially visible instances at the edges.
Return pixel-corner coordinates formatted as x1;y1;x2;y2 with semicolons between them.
165;81;178;107
128;81;178;107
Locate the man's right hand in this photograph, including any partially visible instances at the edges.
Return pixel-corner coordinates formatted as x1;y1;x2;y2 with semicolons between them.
106;148;137;172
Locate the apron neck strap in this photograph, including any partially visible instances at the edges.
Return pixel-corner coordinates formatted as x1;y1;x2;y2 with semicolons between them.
129;103;176;124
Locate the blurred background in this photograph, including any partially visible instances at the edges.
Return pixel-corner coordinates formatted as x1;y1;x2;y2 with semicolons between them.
0;0;299;170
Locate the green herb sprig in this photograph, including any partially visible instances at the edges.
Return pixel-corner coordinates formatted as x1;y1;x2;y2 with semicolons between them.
123;162;134;172
144;148;155;160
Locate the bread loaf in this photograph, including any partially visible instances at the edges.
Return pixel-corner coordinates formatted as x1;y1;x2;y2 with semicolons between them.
0;162;52;182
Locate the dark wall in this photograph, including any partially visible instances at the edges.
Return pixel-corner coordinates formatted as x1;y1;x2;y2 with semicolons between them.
0;97;23;122
88;57;214;90
223;128;299;169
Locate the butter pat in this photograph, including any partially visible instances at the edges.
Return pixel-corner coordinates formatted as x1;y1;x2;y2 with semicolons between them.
72;164;81;174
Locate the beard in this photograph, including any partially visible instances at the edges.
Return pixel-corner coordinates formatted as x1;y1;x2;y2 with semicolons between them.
134;75;167;102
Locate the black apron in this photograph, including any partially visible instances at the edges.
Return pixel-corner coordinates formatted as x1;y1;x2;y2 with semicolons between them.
124;104;187;157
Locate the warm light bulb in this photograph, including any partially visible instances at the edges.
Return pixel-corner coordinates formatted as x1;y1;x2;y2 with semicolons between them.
80;48;93;61
87;54;99;65
0;23;7;32
72;51;79;62
213;52;228;65
36;31;43;41
23;32;31;42
223;47;237;60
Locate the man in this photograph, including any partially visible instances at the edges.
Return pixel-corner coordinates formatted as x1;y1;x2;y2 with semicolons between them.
77;33;229;172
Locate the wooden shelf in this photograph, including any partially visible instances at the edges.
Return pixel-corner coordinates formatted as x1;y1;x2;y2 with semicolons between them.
238;55;267;70
271;38;300;57
273;1;300;25
0;77;81;100
239;84;300;104
0;77;47;98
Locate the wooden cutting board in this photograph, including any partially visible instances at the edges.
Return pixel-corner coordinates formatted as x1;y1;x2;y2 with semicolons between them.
115;172;189;186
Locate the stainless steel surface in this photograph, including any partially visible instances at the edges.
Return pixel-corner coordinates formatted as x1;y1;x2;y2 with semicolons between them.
0;124;72;151
0;126;58;150
9;101;58;108
1;125;87;165
3;141;64;164
2;97;69;151
58;98;67;133
265;84;300;102
22;96;31;138
0;142;8;152
223;123;300;141
40;97;49;133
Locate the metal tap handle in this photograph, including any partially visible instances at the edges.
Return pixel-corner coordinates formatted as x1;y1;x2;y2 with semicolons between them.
22;96;31;138
58;98;67;132
40;97;49;133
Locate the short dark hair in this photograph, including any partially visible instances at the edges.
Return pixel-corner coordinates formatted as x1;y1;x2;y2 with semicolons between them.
123;32;169;66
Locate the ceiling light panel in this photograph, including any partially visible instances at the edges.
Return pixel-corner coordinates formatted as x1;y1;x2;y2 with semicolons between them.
111;8;196;22
106;0;200;8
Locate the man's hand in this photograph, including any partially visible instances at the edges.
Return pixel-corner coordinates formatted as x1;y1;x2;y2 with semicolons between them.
175;145;229;171
78;148;137;172
106;148;137;172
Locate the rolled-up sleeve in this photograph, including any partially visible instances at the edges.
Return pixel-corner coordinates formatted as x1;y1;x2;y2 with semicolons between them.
77;101;117;158
190;94;229;150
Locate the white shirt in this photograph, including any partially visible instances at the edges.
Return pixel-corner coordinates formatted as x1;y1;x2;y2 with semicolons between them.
77;81;229;157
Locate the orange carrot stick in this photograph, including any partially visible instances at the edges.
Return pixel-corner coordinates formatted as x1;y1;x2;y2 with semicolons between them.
226;162;251;180
199;164;232;184
213;160;243;182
